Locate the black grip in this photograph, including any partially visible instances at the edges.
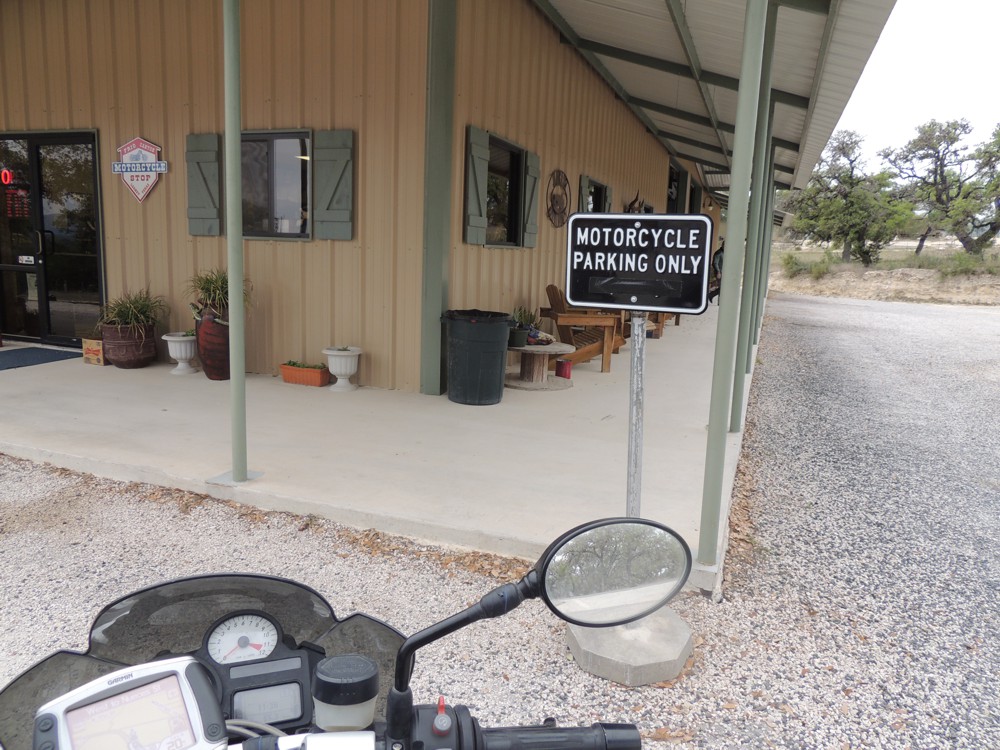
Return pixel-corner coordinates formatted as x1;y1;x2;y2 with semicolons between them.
481;723;641;750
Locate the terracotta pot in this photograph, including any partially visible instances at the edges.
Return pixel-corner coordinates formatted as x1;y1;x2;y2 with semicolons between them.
101;323;157;369
196;313;230;380
280;363;331;387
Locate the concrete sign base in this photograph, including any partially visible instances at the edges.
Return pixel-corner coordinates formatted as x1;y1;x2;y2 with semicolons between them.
566;608;693;686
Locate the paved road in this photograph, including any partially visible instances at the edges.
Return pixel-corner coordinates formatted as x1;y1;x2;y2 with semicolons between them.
685;293;998;748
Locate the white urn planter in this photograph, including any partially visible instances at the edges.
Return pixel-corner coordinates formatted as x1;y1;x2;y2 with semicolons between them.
162;332;199;374
322;347;362;391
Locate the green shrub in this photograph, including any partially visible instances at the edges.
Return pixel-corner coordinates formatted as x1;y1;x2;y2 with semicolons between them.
98;289;169;330
940;251;985;277
809;251;836;280
781;253;808;278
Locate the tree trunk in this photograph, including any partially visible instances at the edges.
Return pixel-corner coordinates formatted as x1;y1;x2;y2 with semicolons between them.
954;230;980;255
842;238;852;262
914;225;932;256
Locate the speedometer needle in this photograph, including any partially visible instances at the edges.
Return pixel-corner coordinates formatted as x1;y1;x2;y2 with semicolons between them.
223;637;265;659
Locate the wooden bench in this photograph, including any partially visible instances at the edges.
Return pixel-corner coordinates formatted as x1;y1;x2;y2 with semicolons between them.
540;285;625;373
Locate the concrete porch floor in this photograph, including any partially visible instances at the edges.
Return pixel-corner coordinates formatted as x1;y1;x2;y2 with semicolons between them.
0;306;743;587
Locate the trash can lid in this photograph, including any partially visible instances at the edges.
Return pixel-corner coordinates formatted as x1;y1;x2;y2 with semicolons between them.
442;309;511;322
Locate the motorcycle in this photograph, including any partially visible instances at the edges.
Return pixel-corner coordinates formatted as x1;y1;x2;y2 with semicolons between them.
0;517;691;750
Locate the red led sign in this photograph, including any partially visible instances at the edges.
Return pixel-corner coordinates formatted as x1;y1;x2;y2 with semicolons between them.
0;168;14;185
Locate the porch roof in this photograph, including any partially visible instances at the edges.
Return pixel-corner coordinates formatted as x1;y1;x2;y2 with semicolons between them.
532;0;896;197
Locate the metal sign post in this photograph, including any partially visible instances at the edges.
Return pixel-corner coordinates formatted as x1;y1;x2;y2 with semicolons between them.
627;311;647;517
566;213;713;517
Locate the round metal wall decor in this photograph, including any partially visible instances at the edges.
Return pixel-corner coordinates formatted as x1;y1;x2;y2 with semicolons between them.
546;169;571;227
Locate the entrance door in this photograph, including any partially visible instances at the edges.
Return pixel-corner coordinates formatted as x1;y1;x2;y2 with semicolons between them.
0;133;103;346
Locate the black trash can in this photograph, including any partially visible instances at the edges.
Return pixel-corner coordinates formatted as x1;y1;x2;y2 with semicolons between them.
442;309;512;405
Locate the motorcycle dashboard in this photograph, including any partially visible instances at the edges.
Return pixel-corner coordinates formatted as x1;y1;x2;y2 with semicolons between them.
0;575;406;750
191;609;324;729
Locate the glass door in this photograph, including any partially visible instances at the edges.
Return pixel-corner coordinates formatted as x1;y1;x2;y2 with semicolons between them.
0;133;103;346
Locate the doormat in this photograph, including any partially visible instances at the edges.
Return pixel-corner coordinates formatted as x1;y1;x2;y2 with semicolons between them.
0;346;79;371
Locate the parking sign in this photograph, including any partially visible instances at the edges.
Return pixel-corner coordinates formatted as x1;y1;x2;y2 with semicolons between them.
566;213;713;314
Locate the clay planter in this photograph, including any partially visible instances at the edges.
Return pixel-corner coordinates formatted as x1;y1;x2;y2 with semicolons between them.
101;323;157;369
196;313;230;381
280;363;331;387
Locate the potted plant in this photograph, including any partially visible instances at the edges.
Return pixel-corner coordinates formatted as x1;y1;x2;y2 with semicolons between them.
162;329;198;375
187;268;252;381
97;289;169;369
280;360;331;387
509;305;538;347
321;346;363;391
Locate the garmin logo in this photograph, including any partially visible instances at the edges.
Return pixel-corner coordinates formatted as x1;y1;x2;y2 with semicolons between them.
108;673;134;686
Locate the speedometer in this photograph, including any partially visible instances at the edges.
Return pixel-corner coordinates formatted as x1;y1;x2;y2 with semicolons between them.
206;613;279;664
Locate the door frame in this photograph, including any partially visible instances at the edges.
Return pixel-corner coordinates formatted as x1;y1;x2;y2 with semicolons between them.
0;130;105;347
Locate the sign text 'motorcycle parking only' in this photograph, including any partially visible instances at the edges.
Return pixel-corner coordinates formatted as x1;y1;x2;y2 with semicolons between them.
566;213;713;314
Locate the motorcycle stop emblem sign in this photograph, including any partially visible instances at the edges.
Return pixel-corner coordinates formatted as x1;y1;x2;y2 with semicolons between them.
112;137;168;202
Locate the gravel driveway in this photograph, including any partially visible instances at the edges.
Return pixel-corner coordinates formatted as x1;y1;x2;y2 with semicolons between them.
1;293;997;749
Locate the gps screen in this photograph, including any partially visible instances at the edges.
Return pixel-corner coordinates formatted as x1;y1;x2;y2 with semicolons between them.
64;674;196;750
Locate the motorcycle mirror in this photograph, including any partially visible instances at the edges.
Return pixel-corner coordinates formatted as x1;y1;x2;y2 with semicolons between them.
534;518;692;627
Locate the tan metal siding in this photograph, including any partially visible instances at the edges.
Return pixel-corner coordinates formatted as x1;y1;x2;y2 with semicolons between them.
449;0;678;319
0;0;428;390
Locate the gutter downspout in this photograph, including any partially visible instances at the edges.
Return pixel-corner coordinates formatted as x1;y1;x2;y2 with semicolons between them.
420;0;457;395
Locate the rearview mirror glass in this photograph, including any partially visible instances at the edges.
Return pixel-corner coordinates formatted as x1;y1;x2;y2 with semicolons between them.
538;519;691;627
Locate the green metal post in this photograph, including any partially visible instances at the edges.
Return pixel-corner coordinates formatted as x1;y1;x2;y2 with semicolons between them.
698;0;768;568
747;143;775;360
754;154;778;344
224;0;247;481
730;2;776;432
420;0;457;395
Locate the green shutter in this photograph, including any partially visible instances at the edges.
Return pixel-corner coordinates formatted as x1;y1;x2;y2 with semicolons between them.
521;150;540;248
186;134;222;236
314;130;354;241
464;125;489;245
579;174;592;213
603;187;613;213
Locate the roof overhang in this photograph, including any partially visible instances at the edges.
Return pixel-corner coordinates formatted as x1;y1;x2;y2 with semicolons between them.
532;0;896;199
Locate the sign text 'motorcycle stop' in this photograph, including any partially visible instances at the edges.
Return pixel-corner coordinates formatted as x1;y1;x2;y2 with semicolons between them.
566;213;713;315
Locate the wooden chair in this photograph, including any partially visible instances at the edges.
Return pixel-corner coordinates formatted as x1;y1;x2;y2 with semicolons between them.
540;285;625;373
622;310;680;339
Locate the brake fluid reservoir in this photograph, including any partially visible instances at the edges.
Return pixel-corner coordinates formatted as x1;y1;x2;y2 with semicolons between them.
312;654;379;731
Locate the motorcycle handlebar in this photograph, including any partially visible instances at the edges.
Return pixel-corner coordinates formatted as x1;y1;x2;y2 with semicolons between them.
228;711;641;750
481;723;641;750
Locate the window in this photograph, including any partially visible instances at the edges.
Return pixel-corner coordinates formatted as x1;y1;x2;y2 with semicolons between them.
579;175;611;213
586;180;608;212
464;126;539;247
185;130;353;240
241;132;310;238
486;140;521;244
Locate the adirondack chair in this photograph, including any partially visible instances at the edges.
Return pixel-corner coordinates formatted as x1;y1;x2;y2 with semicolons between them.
623;310;680;339
540;285;625;372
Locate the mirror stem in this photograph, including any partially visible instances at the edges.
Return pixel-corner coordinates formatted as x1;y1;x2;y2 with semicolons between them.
392;573;538;690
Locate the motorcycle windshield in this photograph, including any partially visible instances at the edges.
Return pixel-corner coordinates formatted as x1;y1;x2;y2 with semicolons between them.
0;575;407;750
0;575;337;750
0;652;124;750
86;574;338;663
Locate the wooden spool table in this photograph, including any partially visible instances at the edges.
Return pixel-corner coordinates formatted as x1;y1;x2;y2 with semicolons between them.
505;341;575;391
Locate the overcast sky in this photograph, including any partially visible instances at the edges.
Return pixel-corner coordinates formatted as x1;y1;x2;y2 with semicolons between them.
834;0;1000;167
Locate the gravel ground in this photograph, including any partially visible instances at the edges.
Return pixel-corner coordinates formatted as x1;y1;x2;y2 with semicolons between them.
1;294;998;749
